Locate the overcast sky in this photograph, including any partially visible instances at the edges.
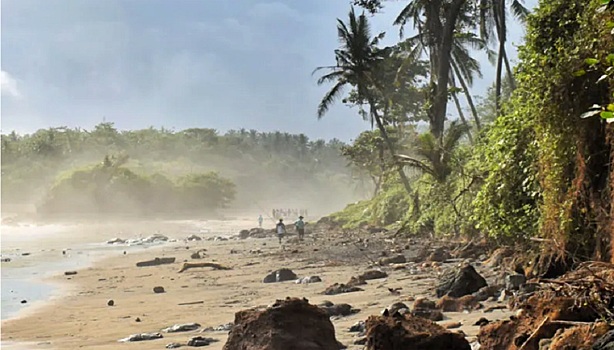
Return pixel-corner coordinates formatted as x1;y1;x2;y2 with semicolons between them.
1;0;537;141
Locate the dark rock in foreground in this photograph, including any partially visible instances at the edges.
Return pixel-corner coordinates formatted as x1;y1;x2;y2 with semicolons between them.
222;297;342;350
136;257;176;267
323;283;364;295
365;312;470;350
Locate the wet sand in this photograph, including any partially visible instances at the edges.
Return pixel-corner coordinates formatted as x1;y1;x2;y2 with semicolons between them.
1;219;513;349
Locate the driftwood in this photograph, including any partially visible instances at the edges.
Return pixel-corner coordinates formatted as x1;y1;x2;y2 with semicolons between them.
178;301;204;306
136;257;176;267
178;262;231;273
518;316;550;350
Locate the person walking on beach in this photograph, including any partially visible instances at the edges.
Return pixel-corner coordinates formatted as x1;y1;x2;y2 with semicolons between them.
258;214;263;228
294;215;306;241
276;219;286;244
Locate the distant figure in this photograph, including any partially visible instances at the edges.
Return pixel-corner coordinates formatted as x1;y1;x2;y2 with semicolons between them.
276;219;286;244
295;215;306;241
258;215;263;228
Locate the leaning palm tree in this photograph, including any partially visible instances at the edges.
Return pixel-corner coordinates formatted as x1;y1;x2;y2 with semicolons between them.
478;0;529;114
314;7;413;193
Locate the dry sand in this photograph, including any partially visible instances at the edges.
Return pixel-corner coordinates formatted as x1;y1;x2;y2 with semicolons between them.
1;219;513;349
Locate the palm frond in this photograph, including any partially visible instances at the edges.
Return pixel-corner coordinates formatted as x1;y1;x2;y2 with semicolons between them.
396;154;437;177
317;82;346;119
510;0;529;21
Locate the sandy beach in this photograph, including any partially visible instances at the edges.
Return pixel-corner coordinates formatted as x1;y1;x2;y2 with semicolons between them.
1;218;513;349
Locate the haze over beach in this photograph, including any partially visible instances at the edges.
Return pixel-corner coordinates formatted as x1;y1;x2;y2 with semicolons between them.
2;0;614;350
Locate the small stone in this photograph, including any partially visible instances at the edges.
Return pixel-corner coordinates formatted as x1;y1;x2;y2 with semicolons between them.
474;317;490;326
153;286;165;293
64;271;77;276
441;321;462;329
107;299;115;306
505;274;527;291
135;317;141;322
20;299;27;304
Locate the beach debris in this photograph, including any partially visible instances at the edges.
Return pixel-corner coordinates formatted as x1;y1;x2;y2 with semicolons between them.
505;274;527;291
188;336;218;347
411;298;444;321
166;343;183;349
222;297;341;350
473;317;490;326
436;264;487;298
202;323;234;332
428;247;452;262
136;257;176;267
358;270;388;280
20;299;27;304
484;247;514;267
186;234;202;241
347;276;368;287
365;311;471;350
190;250;207;259
472;285;503;302
1;258;11;262
592;330;614;350
262;268;298;283
107;299;115;306
178;262;231;273
442;321;462;329
323;283;363;295
64;271;78;276
119;332;163;342
107;238;126;244
135;317;141;322
21;252;31;256
295;276;322;284
388;287;402;295
379;254;406;265
178;301;204;306
354;337;367;345
153;286;165;293
162;323;201;333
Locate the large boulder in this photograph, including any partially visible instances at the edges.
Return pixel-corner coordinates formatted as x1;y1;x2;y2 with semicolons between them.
436;264;487;298
222;297;342;350
263;269;298;283
365;313;470;350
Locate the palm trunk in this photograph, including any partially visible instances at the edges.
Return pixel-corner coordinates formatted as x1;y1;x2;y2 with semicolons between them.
451;90;473;144
502;49;516;90
451;60;482;130
370;102;413;194
494;0;505;115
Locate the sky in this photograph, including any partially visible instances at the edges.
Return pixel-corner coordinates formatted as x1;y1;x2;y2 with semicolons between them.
1;0;538;141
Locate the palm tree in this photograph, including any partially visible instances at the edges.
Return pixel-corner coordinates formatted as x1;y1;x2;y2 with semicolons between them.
478;0;529;114
315;7;413;193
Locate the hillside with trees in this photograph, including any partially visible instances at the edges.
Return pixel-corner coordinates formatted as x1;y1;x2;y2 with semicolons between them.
1;124;364;219
317;0;614;268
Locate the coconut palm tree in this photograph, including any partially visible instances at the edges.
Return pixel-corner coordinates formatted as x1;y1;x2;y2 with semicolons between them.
315;7;414;193
478;0;529;114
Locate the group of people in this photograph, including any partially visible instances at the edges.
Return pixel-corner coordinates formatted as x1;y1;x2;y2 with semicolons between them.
257;214;306;244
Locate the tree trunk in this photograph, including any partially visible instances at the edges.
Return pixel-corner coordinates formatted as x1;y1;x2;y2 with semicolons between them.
428;0;467;142
502;49;516;90
370;103;413;194
451;60;482;130
494;0;505;115
452;90;473;144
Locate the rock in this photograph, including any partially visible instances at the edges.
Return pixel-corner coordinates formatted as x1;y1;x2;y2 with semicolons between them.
119;332;163;342
186;234;202;241
222;297;341;350
263;268;298;283
143;234;170;243
411;308;444;321
365;313;471;350
413;298;437;310
188;336;217;347
2;258;12;262
21;252;31;256
136;257;176;267
107;237;126;244
153;286;165;293
498;289;513;303
441;321;462;329
166;343;183;349
323;283;363;295
320;302;359;317
505;274;527;291
539;337;553;350
64;271;77;276
472;285;503;302
202;323;234;332
20;299;27;304
436;295;480;312
295;276;322;284
519;283;540;294
473;317;490;326
347;276;368;287
354;337;367;345
428;247;451;262
239;230;250;239
349;321;366;333
593;330;614;350
163;323;201;333
358;270;388;280
436;264;487;298
135;317;141;322
388;302;409;315
107;299;114;306
379;254;406;265
484;247;514;267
